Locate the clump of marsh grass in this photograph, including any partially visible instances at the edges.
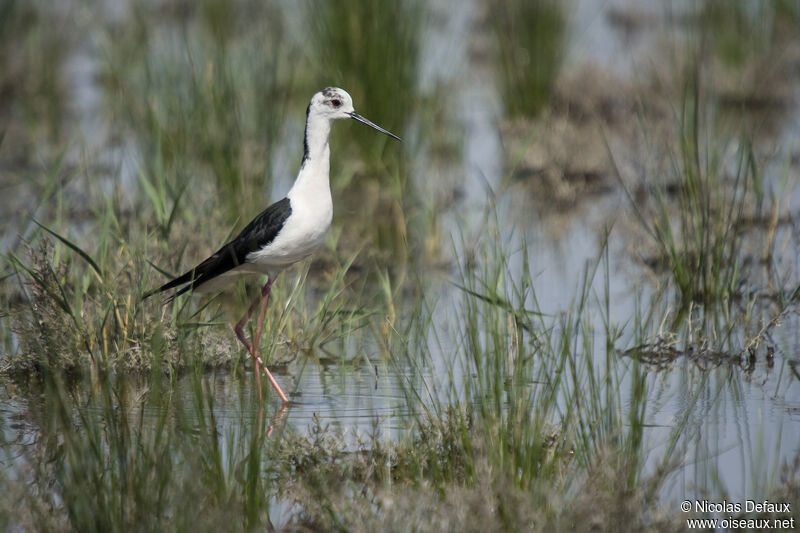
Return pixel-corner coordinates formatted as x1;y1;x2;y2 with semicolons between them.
616;76;779;315
489;0;568;119
303;0;422;171
8;242;89;375
0;0;71;142
5;238;178;378
3;197;239;379
699;0;797;70
436;230;657;495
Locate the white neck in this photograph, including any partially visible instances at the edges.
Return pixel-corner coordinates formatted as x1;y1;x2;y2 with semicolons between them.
289;112;331;197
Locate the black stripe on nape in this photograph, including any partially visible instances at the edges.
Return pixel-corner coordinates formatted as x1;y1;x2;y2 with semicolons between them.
301;102;311;165
144;197;293;300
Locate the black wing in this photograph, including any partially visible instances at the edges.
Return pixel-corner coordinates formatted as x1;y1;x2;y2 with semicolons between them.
144;197;292;300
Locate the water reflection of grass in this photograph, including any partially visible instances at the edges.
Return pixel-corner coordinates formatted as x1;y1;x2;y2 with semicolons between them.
6;368;279;531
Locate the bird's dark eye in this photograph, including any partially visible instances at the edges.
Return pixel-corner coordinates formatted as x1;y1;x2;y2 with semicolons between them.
331;99;341;107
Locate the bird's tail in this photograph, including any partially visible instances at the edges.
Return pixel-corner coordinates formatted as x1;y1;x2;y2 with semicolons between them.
142;268;201;302
141;287;177;305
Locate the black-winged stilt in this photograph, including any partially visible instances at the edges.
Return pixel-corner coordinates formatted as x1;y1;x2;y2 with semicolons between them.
145;87;401;405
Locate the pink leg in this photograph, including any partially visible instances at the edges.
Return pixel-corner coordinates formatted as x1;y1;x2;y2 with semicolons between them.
233;278;289;405
234;281;270;398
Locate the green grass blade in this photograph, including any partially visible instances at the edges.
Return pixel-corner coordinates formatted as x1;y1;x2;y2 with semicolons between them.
146;259;176;280
32;219;103;278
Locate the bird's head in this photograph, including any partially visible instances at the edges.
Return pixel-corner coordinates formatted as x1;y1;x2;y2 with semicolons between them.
309;87;402;141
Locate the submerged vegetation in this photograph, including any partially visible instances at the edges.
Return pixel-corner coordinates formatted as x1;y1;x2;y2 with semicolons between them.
2;0;800;531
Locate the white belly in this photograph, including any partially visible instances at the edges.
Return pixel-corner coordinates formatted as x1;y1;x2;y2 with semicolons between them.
245;194;333;271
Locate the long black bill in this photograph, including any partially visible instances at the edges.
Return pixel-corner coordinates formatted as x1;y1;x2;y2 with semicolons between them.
348;112;403;142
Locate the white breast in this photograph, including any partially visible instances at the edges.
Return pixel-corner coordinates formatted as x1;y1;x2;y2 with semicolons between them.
246;192;333;271
246;123;333;275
